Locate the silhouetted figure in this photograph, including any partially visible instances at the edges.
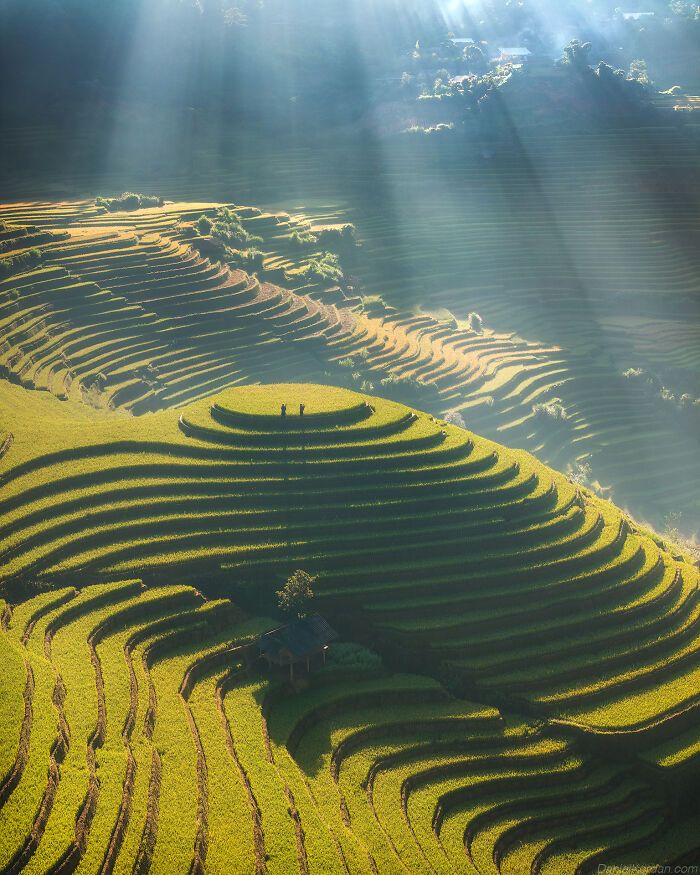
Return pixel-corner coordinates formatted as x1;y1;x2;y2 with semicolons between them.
281;403;287;419
300;403;305;417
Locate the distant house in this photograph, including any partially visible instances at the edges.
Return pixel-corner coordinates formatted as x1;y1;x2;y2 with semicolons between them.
621;12;655;21
497;47;532;64
258;613;339;680
450;38;475;47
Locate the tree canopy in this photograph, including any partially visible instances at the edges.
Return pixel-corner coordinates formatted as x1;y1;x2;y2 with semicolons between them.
276;570;316;619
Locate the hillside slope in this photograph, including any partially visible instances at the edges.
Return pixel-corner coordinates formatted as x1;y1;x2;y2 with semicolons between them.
6;575;700;874
2;381;700;784
1;189;698;535
1;387;700;871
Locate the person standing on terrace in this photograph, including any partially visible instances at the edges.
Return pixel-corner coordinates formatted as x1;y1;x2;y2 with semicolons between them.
300;402;305;417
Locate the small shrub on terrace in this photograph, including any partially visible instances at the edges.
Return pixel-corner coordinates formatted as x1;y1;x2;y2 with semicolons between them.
95;192;164;212
532;399;569;421
290;230;318;247
664;511;683;545
567;460;592;486
628;58;651;87
239;248;265;269
467;312;484;334
323;643;382;673
444;410;466;428
297;252;344;284
196;214;214;236
316;224;357;248
202;207;264;248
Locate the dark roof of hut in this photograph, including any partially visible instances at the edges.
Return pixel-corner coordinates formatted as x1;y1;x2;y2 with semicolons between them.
258;613;338;662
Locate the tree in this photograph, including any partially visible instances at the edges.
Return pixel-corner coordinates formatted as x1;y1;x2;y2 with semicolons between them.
463;44;487;74
663;511;683;544
196;214;213;235
467;312;484;334
561;40;592;71
276;570;315;618
628;58;651;86
298;252;344;284
444;410;466;428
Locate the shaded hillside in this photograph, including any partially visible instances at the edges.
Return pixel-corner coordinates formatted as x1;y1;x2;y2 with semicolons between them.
1;174;699;534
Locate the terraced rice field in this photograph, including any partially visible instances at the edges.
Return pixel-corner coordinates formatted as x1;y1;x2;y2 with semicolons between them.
1;379;700;859
0;197;560;418
1;117;700;870
334;126;700;530
2;572;699;874
1;149;699;534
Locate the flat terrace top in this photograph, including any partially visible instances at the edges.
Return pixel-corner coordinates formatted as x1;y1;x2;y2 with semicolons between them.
213;383;371;423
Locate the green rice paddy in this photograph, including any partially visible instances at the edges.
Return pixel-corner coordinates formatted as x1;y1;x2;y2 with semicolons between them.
1;117;699;871
0;381;699;871
1;121;699;534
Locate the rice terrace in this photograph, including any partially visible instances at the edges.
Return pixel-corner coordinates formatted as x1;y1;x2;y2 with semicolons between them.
1;1;700;873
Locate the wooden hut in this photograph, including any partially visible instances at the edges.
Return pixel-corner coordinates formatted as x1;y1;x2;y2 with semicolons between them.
258;613;338;680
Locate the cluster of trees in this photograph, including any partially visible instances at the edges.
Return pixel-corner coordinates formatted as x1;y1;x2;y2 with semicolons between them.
603;5;700;90
623;366;700;421
406;34;657;138
186;207;264;262
295;252;344;285
195;208;262;248
185;208;358;286
1;0;697;137
559;40;653;98
95;192;163;211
